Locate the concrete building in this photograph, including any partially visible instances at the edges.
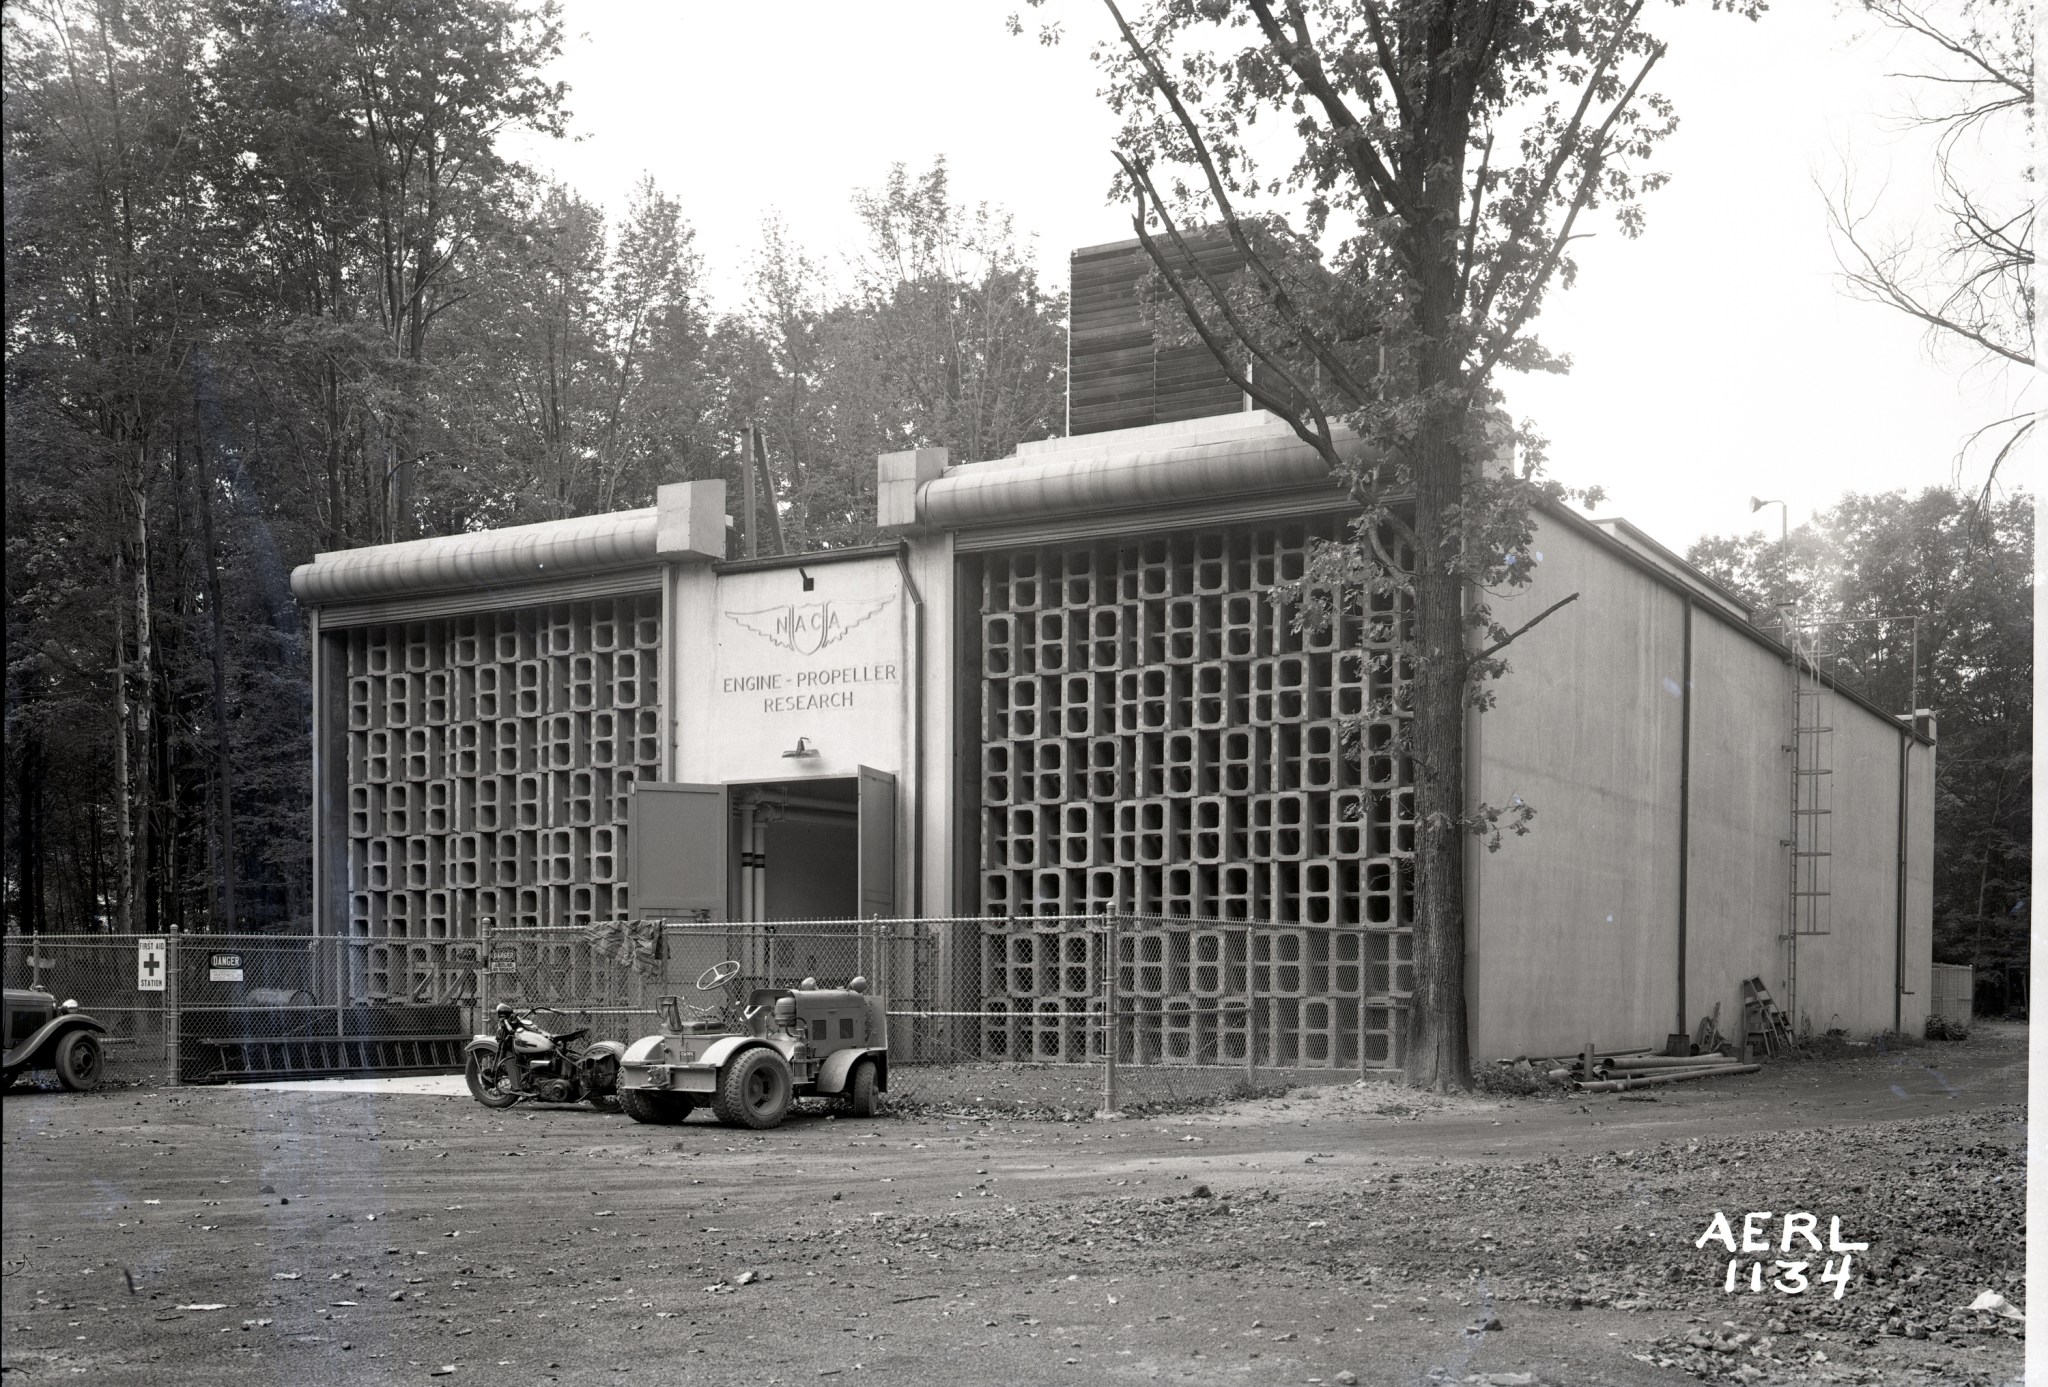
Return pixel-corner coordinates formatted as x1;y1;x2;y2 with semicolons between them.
289;241;1934;1065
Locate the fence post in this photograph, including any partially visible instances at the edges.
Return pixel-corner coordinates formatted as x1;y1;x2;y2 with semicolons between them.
1099;911;1121;1117
1358;931;1369;1082
474;918;493;1038
1244;925;1256;1086
164;930;181;1088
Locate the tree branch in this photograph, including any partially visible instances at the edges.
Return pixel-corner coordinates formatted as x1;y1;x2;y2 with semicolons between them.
1357;0;1417;129
1101;0;1375;407
1240;0;1405;220
1118;168;1343;470
1468;592;1580;670
1479;46;1662;375
1468;0;1645;333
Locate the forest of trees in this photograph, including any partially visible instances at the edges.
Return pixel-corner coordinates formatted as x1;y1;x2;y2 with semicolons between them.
3;0;2030;968
2;0;1066;935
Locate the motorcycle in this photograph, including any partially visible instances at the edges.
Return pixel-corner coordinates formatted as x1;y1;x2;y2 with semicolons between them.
465;1002;623;1109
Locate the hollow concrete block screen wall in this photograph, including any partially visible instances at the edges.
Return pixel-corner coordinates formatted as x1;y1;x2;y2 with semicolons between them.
340;594;662;993
971;517;1417;1068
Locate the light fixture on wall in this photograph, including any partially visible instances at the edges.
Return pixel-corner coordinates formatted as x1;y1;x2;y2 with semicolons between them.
781;737;819;760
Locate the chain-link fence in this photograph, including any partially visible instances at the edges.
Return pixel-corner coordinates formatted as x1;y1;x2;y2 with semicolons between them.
7;917;1410;1107
3;932;490;1084
478;914;1409;1113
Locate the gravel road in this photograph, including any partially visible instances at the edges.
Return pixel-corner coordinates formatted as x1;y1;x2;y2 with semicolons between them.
2;1024;2024;1386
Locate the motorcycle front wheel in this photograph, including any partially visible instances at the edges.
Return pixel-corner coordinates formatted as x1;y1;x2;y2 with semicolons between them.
465;1049;521;1108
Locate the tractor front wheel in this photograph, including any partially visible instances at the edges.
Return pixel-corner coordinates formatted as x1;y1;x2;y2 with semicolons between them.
845;1059;879;1119
712;1050;791;1130
618;1087;693;1125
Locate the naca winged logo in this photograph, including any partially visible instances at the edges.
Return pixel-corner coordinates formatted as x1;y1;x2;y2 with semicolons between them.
725;594;895;656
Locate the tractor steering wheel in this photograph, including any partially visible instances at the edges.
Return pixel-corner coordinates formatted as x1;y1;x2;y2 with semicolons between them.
696;960;742;992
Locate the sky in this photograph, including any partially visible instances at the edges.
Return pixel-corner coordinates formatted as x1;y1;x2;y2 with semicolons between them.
500;1;2031;556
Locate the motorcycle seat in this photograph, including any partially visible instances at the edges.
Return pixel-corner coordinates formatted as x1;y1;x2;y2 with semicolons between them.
552;1028;588;1043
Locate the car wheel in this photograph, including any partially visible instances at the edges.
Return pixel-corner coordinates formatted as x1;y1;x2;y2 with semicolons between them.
846;1059;879;1118
713;1049;791;1130
619;1087;693;1125
54;1032;103;1093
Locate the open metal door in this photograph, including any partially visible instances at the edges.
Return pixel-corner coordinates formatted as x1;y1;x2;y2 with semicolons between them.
627;782;729;919
856;766;897;920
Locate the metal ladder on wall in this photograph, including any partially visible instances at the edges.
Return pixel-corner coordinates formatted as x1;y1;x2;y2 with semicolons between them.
1782;610;1834;1030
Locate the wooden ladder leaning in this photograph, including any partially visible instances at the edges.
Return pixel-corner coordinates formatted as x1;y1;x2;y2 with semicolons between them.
1741;977;1795;1057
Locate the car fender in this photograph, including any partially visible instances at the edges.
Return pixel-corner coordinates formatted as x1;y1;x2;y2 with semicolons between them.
1;1015;107;1072
813;1048;886;1096
621;1035;670;1067
696;1036;776;1075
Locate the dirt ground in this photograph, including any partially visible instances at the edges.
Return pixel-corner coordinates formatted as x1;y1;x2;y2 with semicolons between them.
1;1025;2025;1387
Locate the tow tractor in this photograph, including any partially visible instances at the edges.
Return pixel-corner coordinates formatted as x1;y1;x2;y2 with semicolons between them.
616;961;887;1129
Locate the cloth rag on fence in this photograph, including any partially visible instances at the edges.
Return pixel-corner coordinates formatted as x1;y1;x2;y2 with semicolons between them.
582;918;665;976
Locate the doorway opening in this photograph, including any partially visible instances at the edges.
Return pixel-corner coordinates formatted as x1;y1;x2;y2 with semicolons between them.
731;777;858;921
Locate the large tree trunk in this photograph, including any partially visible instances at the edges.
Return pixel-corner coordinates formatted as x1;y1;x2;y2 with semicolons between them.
1403;428;1472;1090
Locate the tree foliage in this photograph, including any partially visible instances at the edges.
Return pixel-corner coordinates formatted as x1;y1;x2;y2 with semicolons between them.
1087;0;1754;1088
2;5;1064;934
1686;488;2032;975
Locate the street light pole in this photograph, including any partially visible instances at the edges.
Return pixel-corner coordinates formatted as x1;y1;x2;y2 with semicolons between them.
1748;495;1787;545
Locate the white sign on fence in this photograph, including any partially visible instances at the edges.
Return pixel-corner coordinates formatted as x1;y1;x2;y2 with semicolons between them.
208;953;245;983
137;937;167;992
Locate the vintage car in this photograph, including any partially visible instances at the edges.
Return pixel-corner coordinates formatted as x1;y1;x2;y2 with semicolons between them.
3;987;108;1092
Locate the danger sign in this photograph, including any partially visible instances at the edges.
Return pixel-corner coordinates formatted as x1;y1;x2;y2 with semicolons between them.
137;938;167;992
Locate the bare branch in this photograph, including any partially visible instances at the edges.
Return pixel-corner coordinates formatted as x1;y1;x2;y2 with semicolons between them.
1827;191;2035;369
1862;0;2030;98
1468;592;1580;669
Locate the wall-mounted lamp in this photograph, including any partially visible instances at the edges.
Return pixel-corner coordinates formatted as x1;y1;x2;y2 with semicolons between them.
781;737;819;760
798;566;815;592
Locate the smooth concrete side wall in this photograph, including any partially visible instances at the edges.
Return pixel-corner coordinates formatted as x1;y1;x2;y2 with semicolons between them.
1469;517;1684;1058
1471;515;1932;1058
1683;617;1789;1041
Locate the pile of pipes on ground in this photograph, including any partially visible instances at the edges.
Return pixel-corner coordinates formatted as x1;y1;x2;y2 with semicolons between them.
1541;1046;1761;1092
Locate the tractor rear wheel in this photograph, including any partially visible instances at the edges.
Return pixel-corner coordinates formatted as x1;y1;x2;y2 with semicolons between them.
845;1059;879;1118
712;1049;791;1129
618;1087;693;1125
